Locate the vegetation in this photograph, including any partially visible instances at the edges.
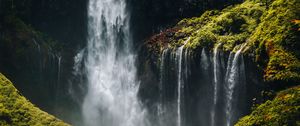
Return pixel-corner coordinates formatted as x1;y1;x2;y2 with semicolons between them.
235;86;300;126
247;0;300;84
0;15;62;54
147;0;300;87
146;0;300;124
0;73;69;126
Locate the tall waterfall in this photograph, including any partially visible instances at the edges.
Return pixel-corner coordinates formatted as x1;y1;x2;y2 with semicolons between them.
224;45;246;126
82;0;145;126
157;42;251;126
176;38;190;126
211;43;221;126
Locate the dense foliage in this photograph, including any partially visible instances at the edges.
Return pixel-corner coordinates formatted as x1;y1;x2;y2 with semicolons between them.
147;0;300;87
145;0;300;125
0;73;69;126
235;86;300;126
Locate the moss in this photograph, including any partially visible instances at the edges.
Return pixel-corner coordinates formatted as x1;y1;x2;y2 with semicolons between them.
146;0;265;53
0;73;69;126
247;0;300;84
144;0;300;124
235;86;300;126
174;0;265;51
147;0;300;87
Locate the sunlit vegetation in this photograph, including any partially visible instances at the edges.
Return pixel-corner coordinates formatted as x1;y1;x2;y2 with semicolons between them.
146;0;300;124
147;0;300;86
235;86;300;126
0;73;69;126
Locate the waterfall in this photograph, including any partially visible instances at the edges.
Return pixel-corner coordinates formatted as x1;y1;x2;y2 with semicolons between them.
158;49;168;121
82;0;145;126
201;48;209;71
54;54;62;112
57;55;62;84
156;41;254;126
176;37;190;126
224;45;246;126
211;43;221;126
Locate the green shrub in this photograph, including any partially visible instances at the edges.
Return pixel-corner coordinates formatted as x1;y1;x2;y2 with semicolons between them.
235;86;300;126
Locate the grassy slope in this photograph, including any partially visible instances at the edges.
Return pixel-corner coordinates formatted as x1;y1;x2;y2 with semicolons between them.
235;86;300;126
0;73;69;126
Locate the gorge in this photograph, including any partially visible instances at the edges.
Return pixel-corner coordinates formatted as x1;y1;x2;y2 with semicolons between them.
0;0;299;126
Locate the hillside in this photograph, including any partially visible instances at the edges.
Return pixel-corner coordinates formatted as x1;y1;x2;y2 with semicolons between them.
0;73;69;125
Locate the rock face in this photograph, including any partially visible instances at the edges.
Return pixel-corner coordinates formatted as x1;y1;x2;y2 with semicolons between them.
0;0;299;125
140;0;300;125
0;15;81;124
0;73;69;126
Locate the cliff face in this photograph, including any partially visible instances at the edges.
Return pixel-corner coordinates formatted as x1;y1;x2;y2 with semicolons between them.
144;0;300;88
0;15;61;109
141;0;300;125
0;0;299;125
0;73;69;126
0;14;82;124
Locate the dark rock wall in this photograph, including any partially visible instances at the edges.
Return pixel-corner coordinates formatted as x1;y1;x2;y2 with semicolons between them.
137;47;265;126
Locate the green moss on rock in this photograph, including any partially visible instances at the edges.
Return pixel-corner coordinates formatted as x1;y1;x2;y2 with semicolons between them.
235;86;300;126
175;0;265;51
147;0;300;87
0;73;69;126
247;0;300;84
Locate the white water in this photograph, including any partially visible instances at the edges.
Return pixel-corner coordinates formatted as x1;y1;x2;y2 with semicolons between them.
158;49;168;118
211;43;221;126
224;45;245;126
54;54;62;111
200;48;209;71
57;55;62;84
176;37;190;126
82;0;146;126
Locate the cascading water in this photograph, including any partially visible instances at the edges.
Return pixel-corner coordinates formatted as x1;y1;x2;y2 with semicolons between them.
82;0;146;126
57;55;62;84
157;42;255;126
176;37;190;126
54;54;62;111
157;49;168;126
159;49;168;115
211;43;221;126
200;48;209;71
224;45;246;126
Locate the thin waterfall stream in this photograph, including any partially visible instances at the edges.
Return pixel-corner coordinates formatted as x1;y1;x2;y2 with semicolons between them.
157;42;249;126
224;45;246;126
211;43;221;126
176;37;190;126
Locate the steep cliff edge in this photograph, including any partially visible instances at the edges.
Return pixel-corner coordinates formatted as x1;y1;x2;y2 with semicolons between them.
141;0;300;125
0;73;69;125
146;0;300;87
